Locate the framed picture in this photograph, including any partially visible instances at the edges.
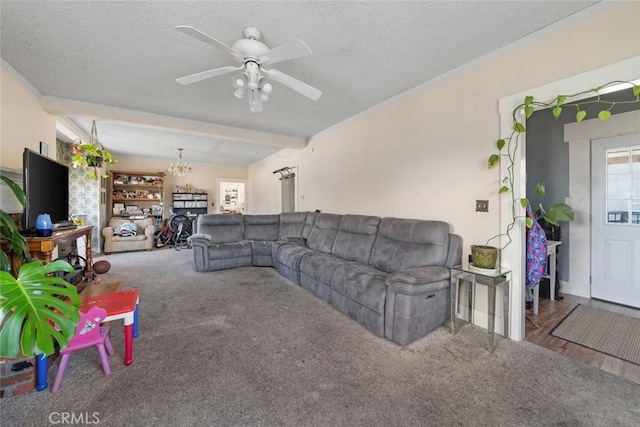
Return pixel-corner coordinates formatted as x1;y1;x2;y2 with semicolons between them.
39;141;48;156
125;205;140;214
113;202;125;215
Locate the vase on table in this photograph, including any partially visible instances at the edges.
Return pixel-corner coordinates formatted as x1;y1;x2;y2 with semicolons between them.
35;214;53;237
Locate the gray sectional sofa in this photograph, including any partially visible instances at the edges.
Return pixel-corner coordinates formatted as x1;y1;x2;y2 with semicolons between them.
189;212;462;345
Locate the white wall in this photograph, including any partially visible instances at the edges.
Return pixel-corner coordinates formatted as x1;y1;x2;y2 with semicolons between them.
247;3;640;330
249;2;640;260
109;154;247;216
0;66;57;215
248;148;301;214
0;66;57;169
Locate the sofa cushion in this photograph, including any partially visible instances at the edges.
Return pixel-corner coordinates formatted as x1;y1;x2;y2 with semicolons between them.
299;252;357;286
278;212;308;239
335;273;388;315
243;214;279;241
108;217;153;234
197;214;244;243
331;214;381;264
369;217;450;273
306;213;342;254
206;241;252;260
331;263;387;294
110;235;147;242
276;244;315;270
302;211;318;239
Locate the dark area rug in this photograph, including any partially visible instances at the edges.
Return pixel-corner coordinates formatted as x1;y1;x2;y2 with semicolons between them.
1;249;639;426
551;304;640;366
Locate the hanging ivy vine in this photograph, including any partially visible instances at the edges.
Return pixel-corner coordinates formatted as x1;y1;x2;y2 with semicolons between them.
486;80;640;249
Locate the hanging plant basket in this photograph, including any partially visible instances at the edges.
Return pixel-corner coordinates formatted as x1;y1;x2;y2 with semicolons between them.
87;157;104;168
71;120;116;179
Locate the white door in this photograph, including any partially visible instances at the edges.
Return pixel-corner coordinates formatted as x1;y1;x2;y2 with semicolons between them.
591;133;640;307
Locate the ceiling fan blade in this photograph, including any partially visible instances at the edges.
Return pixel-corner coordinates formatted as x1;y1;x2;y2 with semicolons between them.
175;26;245;63
259;39;312;66
249;89;263;113
262;68;322;101
176;65;242;85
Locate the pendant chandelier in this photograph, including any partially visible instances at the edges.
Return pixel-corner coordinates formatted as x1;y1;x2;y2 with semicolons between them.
168;148;192;176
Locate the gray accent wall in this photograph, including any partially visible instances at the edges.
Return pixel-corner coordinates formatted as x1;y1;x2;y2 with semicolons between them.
526;87;639;282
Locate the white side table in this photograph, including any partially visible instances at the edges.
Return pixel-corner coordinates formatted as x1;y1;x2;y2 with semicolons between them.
451;263;511;352
531;240;561;315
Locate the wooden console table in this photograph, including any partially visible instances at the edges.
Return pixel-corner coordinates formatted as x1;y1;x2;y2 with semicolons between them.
24;225;94;282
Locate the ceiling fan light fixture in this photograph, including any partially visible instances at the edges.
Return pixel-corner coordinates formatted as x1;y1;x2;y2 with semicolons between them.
175;25;322;112
168;148;192;176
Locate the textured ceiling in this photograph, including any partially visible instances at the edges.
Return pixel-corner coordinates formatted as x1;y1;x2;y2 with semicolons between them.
1;1;599;166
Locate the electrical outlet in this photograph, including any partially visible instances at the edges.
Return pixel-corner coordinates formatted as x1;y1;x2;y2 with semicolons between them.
476;200;489;212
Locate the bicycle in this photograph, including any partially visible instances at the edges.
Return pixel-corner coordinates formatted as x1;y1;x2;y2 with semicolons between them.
154;212;193;250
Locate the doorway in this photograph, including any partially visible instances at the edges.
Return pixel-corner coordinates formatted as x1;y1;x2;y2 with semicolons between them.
591;134;640;308
217;180;246;214
566;110;640;303
499;56;639;341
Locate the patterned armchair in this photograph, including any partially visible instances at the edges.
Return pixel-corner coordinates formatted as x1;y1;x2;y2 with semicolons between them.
102;217;156;254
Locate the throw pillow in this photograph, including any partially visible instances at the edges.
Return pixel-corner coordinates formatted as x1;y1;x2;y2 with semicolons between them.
119;222;138;237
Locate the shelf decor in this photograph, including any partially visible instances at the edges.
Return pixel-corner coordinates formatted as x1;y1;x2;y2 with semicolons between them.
108;170;165;227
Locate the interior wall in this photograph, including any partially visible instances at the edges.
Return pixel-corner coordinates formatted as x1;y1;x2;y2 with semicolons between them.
0;65;57;170
0;65;57;215
247;148;301;214
59;139;103;251
250;2;640;260
108;154;247;217
248;3;640;328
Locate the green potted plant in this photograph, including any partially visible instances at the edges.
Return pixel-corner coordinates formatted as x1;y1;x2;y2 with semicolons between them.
480;80;640;268
71;120;116;180
0;174;81;359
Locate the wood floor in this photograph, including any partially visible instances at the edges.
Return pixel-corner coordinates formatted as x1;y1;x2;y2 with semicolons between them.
525;293;640;385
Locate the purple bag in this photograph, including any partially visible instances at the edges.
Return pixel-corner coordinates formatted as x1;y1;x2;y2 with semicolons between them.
526;205;547;288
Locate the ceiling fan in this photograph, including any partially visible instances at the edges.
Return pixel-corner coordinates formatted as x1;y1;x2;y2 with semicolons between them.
175;25;322;113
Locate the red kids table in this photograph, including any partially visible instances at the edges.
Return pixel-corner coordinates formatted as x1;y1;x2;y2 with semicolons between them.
80;289;139;366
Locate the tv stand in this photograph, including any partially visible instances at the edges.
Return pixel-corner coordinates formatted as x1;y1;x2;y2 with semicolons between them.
22;225;94;283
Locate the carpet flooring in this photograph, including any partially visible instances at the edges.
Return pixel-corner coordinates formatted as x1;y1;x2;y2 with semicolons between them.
551;304;640;366
1;248;639;426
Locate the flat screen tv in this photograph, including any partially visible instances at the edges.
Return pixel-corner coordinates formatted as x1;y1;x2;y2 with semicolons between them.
23;148;69;230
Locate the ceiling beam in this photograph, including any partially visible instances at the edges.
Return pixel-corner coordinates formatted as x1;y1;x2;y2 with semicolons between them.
41;96;308;150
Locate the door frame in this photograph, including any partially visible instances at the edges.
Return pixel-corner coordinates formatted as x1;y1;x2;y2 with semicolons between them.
565;111;640;300
498;56;639;341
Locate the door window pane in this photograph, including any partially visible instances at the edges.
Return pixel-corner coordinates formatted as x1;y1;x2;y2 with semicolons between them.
633;199;640;224
607;149;629;173
605;146;638;226
632;148;640;172
607;174;629;199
